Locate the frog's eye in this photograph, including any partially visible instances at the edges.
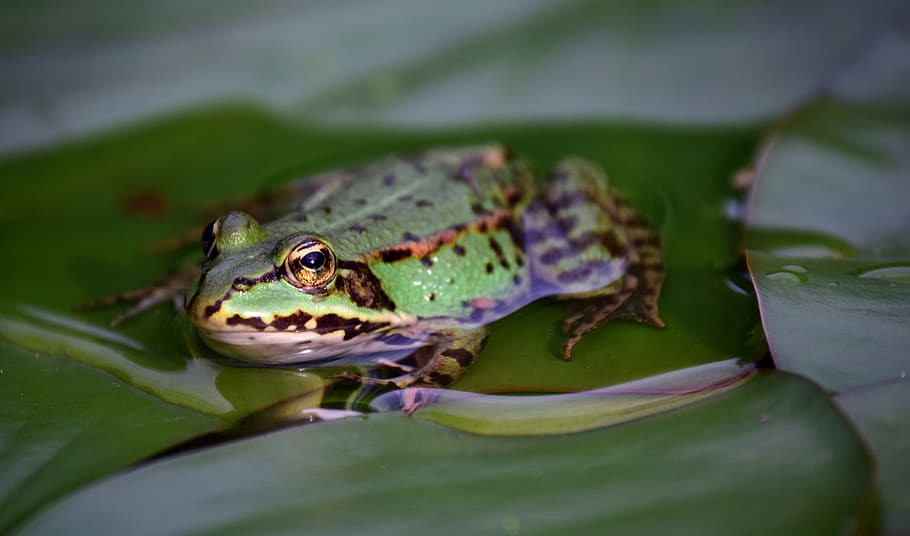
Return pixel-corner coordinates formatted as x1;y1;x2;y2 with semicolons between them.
283;239;336;292
201;219;220;257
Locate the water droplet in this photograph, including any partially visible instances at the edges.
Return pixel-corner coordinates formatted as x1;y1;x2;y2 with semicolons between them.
765;271;803;284
854;263;910;282
780;264;807;273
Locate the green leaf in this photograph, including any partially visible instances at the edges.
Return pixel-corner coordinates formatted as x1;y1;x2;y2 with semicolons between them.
1;0;902;153
381;359;754;435
746;18;910;259
744;20;910;531
747;252;910;392
838;381;910;534
16;373;874;536
0;340;222;533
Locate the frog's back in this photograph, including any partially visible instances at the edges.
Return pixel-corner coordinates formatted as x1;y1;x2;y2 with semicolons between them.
268;146;530;254
263;146;537;320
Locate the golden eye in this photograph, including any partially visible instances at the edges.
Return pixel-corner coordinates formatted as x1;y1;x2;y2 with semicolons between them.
283;239;336;292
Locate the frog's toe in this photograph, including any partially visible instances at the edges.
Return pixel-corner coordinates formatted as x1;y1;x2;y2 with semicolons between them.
76;264;198;325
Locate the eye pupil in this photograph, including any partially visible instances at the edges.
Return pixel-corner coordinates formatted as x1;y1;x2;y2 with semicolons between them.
300;250;325;270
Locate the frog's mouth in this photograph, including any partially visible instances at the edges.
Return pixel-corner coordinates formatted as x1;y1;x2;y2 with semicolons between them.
187;306;418;364
195;326;407;364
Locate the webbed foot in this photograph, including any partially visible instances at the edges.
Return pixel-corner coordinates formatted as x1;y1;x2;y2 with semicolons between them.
331;327;487;389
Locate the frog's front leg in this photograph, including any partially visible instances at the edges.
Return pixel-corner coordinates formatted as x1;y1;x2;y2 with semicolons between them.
334;327;488;389
76;264;199;325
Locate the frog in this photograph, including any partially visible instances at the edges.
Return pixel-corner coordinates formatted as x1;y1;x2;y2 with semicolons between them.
97;145;664;389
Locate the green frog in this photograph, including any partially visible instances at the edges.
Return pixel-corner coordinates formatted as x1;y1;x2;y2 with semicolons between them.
102;145;664;388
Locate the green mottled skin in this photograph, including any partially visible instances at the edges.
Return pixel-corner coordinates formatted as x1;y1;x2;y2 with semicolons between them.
174;145;665;388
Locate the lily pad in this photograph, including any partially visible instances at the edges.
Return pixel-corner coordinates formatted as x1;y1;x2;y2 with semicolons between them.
747;252;910;392
15;373;874;536
838;381;910;535
744;19;910;531
0;340;222;533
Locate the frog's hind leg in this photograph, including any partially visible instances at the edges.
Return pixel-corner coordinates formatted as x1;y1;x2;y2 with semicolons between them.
526;158;664;360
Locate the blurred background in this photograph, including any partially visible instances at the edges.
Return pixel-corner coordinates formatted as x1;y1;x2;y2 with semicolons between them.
2;0;904;154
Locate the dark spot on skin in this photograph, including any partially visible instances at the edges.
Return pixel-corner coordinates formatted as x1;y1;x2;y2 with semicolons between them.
403;232;420;242
485;262;494;274
427;372;454;387
269;310;314;331
337;261;397;310
515;254;524;267
441;348;475;366
489;237;510;269
505;219;525;252
226;314;270;330
567;231;598;251
601;231;626;258
470;202;484;214
488;237;504;256
427;293;436;301
247;336;256;340
556;215;579;231
295;213;309;222
204;301;223;318
314;313;389;341
415;199;433;207
380;249;411;262
557;265;594;284
478;220;489;233
383;174;396;186
203;271;278;318
397;194;413;202
540;248;565;265
525;226;561;243
461;300;471;309
504;187;523;207
421;256;433;267
453;244;466;256
468;308;486;323
299;340;311;345
513;275;523;286
370;214;388;222
323;206;332;215
354;198;367;206
349;224;367;234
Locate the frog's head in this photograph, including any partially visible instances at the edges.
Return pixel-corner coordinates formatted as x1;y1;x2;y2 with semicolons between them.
185;211;402;364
